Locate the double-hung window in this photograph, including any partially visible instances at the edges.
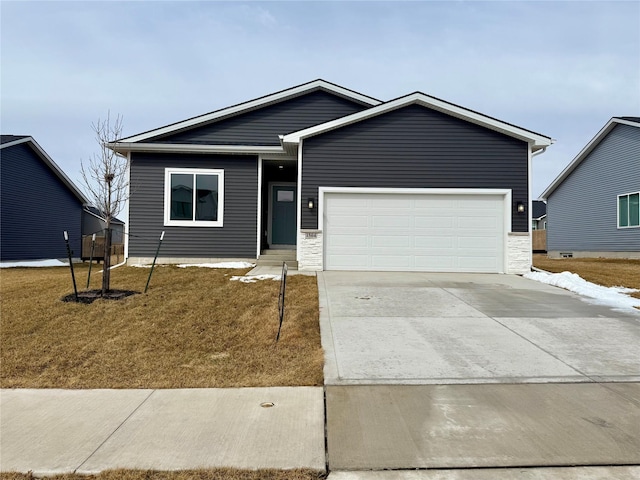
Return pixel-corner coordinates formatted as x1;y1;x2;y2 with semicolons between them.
618;192;639;228
164;168;224;227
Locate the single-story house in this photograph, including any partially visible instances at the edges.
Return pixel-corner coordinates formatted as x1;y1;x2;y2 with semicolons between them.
541;117;639;259
1;135;88;261
532;200;547;230
108;79;553;273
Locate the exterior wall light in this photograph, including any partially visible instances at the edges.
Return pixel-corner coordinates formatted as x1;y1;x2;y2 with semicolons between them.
517;202;525;214
308;197;315;210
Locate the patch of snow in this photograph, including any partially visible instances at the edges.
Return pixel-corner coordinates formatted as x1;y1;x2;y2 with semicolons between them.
524;270;640;311
0;259;69;268
230;274;281;283
177;262;256;269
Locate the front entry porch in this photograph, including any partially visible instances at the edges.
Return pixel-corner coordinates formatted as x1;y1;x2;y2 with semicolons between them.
260;159;298;253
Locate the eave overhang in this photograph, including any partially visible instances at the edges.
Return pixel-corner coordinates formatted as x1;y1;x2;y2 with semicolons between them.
106;142;288;157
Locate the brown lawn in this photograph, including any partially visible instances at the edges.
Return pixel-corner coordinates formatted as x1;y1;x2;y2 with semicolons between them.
533;255;640;300
0;264;323;389
0;470;325;480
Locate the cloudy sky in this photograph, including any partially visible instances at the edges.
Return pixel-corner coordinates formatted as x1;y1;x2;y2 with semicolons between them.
2;1;639;200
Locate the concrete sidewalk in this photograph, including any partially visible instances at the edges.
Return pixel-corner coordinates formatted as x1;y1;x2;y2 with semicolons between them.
0;387;325;476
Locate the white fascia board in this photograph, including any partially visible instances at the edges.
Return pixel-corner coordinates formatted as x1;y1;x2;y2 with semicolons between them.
540;118;635;199
1;136;89;204
107;142;285;156
118;80;381;143
283;93;553;148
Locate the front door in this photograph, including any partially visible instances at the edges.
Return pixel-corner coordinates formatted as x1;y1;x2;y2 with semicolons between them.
271;185;297;246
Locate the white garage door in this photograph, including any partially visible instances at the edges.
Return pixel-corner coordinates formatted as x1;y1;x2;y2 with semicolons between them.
324;192;505;273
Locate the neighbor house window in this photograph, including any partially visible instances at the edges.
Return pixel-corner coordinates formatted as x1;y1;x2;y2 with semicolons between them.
164;168;224;227
618;192;639;228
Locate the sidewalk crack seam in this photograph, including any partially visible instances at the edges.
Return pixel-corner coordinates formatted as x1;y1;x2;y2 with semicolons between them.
74;389;156;473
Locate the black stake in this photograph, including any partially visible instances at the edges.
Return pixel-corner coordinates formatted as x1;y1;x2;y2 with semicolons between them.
86;233;96;288
276;262;288;342
145;231;165;293
64;231;79;302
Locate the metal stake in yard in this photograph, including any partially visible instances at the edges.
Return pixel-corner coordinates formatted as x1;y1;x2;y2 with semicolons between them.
276;262;288;342
86;233;96;288
64;231;79;302
144;231;165;293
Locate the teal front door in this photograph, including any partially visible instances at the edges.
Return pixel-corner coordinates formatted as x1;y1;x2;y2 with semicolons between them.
272;185;296;245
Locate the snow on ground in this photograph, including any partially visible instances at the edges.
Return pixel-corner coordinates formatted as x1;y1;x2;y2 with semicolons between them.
524;270;640;311
230;274;281;283
177;262;255;269
0;259;69;268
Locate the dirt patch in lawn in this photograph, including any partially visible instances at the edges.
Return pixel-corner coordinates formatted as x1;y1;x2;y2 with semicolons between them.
533;255;640;300
0;469;325;480
0;265;323;389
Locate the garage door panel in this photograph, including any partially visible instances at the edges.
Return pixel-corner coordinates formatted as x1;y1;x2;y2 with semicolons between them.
372;236;411;248
324;192;505;273
415;216;455;228
328;234;369;248
414;237;456;248
414;256;456;269
372;215;410;228
329;215;369;228
414;198;456;208
371;197;412;208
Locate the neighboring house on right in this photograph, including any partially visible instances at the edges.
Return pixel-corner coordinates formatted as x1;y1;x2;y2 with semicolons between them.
541;117;640;258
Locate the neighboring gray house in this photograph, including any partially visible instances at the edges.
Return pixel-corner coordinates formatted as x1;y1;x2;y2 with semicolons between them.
541;117;640;259
108;79;553;274
0;135;88;261
82;206;125;244
532;200;547;230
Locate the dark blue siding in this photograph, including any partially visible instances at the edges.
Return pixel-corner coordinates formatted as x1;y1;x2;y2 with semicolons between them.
301;104;529;231
150;90;369;145
128;153;258;258
1;143;83;260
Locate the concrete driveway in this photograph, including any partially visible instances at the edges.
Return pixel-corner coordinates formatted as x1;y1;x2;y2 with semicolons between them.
319;271;640;472
318;271;640;385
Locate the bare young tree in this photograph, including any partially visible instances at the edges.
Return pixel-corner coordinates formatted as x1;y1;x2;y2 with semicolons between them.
80;112;127;295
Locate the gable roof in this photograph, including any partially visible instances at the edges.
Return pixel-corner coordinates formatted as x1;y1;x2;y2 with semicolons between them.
540;117;640;199
116;79;382;145
0;136;89;204
282;91;553;151
532;200;547;220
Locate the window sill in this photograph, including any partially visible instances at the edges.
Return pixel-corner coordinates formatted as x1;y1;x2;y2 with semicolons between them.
164;220;224;228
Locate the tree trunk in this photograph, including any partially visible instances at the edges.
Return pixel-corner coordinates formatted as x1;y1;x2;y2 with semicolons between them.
102;224;112;295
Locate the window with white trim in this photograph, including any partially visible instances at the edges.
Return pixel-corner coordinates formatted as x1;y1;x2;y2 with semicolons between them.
164;168;224;227
618;192;639;228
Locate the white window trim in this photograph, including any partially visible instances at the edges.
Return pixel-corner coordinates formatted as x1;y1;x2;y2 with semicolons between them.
617;191;640;229
164;168;224;227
